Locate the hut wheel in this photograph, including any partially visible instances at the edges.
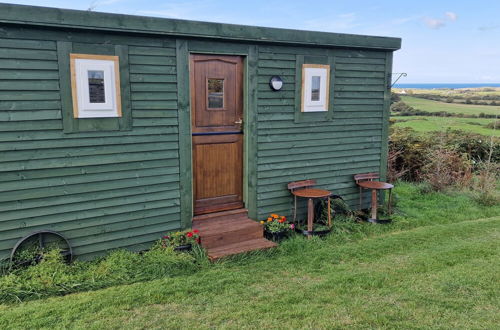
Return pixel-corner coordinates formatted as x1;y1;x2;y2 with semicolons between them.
10;230;73;265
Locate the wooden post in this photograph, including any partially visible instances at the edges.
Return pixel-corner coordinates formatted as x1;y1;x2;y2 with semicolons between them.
371;189;378;220
293;195;297;223
388;189;392;216
359;187;362;210
327;197;331;227
307;198;314;237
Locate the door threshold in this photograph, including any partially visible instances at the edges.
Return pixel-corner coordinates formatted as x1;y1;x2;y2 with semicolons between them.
193;208;248;221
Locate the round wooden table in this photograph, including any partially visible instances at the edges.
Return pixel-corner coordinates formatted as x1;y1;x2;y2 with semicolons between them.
357;181;394;223
291;188;331;235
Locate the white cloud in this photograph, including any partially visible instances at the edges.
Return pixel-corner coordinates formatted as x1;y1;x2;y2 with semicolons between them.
422;12;458;30
391;15;420;25
424;17;445;29
445;12;457;21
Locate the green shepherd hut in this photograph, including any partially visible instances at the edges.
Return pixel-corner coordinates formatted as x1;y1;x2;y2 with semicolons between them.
0;3;401;260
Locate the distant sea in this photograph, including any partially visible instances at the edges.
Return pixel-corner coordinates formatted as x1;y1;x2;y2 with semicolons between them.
394;83;500;89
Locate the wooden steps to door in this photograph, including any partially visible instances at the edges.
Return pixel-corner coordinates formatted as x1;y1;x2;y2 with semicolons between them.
193;209;276;260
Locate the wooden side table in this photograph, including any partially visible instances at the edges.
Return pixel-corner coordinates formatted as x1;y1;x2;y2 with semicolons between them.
291;188;331;234
357;181;394;224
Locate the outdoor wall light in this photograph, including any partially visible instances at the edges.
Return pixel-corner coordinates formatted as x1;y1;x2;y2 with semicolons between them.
269;76;283;91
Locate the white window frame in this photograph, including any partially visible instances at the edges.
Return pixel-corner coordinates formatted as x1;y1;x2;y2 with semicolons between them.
301;64;330;112
70;54;122;118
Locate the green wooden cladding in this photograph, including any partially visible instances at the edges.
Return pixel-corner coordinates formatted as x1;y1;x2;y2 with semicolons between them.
0;31;182;260
255;45;389;219
0;4;399;260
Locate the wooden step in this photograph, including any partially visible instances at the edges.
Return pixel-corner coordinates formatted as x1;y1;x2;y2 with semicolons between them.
192;208;277;259
193;208;248;222
206;238;277;260
193;216;263;249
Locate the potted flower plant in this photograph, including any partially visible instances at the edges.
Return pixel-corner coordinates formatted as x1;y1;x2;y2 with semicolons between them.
160;229;200;251
260;213;294;242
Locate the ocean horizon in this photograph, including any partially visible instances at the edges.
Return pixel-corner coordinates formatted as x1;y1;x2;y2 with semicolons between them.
394;83;500;89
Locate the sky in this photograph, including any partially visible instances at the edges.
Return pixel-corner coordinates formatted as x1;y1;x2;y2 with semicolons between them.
2;0;499;83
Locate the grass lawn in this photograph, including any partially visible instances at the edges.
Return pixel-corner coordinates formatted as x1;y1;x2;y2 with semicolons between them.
400;96;500;116
0;183;499;329
392;116;500;136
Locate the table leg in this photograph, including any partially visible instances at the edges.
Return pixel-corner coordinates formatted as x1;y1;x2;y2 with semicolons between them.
307;198;313;237
388;189;392;216
359;187;362;210
293;195;297;223
371;188;378;220
327;197;331;227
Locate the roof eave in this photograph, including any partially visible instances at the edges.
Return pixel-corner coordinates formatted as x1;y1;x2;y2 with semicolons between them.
0;3;402;51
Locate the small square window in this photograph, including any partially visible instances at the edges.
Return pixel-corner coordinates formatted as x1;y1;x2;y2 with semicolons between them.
207;78;224;109
311;76;321;101
70;54;122;118
88;70;106;103
301;64;330;112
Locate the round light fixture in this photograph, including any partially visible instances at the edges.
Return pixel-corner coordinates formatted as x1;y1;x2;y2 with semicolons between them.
269;76;283;91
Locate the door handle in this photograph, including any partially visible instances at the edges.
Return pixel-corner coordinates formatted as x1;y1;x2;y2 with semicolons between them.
234;118;243;125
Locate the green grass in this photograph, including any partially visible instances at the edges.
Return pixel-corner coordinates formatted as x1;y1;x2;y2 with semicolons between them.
393;87;500;98
392;116;500;136
400;96;500;116
0;183;499;329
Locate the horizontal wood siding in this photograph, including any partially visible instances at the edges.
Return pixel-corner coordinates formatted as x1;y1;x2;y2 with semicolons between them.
0;35;180;260
0;26;393;259
255;46;387;219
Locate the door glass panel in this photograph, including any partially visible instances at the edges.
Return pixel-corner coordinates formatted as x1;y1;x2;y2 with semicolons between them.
311;76;321;101
88;70;106;103
207;78;224;108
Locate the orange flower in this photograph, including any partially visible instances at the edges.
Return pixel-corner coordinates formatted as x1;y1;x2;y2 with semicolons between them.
281;216;286;221
271;214;279;219
278;219;285;223
267;217;272;222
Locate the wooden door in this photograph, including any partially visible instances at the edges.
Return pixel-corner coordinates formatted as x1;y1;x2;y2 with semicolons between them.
190;54;244;215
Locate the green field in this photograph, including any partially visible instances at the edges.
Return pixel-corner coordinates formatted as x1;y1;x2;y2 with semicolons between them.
400;96;500;116
392;116;500;136
393;87;500;98
0;183;499;329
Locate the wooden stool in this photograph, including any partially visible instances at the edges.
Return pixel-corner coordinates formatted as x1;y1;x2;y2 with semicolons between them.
354;173;394;224
288;180;331;235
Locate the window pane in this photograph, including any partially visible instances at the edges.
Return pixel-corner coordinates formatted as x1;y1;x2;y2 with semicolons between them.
311;76;321;101
208;78;224;108
88;70;106;103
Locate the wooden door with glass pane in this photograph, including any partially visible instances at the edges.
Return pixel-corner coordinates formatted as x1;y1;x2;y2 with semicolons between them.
190;54;244;215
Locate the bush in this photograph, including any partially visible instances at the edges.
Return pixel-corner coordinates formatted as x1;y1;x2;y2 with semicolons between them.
388;127;430;181
420;146;472;191
470;162;500;206
390;100;414;113
389;127;500;183
391;92;401;104
441;130;499;164
485;120;499;130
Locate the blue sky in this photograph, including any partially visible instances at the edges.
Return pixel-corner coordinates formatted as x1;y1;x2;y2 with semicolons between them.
2;0;499;83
